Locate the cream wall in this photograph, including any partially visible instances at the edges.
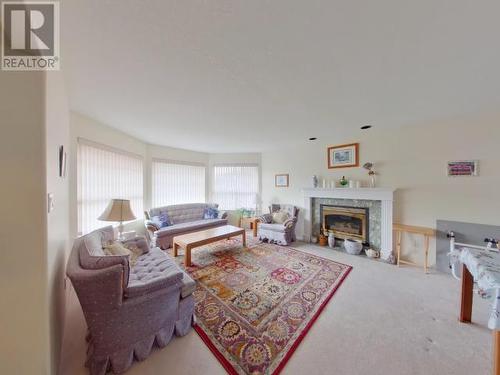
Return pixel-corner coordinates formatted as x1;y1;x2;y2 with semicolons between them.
69;113;261;235
0;72;50;374
261;113;500;265
45;71;71;375
69;112;148;239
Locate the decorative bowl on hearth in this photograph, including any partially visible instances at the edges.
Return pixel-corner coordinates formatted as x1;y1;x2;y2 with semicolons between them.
344;239;363;255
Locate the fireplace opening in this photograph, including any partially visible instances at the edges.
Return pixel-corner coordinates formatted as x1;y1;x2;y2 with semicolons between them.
320;205;369;244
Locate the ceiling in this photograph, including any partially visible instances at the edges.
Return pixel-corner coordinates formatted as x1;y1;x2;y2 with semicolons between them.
61;0;500;153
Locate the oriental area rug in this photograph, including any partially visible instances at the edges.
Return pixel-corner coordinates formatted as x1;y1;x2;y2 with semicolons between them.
177;238;352;375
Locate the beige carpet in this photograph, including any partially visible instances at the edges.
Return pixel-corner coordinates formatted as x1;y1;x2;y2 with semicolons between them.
60;239;491;375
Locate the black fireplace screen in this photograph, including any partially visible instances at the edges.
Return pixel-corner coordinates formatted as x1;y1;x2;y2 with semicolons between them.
325;214;363;235
320;204;369;243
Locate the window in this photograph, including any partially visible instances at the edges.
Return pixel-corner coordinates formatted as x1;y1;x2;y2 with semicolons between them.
77;139;144;235
212;165;259;210
152;160;206;207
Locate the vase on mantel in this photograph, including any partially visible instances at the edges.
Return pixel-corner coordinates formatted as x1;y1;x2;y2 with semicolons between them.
328;232;336;248
312;175;319;188
369;173;376;188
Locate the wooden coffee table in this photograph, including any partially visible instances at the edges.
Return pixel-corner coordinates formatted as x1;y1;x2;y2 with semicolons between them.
173;225;246;267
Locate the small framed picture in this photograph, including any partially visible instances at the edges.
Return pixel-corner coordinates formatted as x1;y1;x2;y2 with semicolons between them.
327;143;359;169
59;145;67;178
275;174;289;187
447;160;479;177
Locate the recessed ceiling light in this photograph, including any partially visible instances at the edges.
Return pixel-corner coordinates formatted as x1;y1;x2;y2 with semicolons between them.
308;137;317;141
361;125;372;130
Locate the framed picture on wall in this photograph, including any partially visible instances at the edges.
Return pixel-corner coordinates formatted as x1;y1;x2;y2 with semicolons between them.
447;160;479;176
59;145;67;178
275;174;289;187
327;143;359;169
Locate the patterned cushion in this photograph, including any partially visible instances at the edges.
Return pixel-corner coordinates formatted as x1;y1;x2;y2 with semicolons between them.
272;211;290;224
103;242;130;256
151;213;171;228
203;207;219;219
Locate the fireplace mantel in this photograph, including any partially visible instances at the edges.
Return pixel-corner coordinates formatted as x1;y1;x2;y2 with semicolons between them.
303;187;395;261
303;187;394;201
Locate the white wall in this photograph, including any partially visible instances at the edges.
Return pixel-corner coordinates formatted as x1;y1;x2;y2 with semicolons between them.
262;113;500;265
0;72;50;374
45;71;71;375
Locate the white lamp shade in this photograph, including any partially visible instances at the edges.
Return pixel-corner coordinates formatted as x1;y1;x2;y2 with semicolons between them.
98;199;136;222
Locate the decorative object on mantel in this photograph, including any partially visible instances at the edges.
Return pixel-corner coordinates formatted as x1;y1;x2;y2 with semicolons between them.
365;248;380;258
339;176;348;187
344;238;363;255
319;232;328;246
275;173;289;187
327;143;359;169
328;231;336;248
312;175;319;188
363;162;376;188
348;180;361;188
447;160;479;177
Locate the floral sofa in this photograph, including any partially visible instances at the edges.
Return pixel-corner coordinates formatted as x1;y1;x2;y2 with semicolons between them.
66;226;196;375
145;203;227;250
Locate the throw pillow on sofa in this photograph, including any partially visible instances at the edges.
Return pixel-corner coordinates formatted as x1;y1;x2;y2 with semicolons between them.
272;211;290;224
103;242;145;267
151;212;172;228
103;242;131;257
203;207;219;219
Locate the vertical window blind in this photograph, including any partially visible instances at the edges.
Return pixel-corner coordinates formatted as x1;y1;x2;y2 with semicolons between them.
152;160;206;207
77;140;144;235
212;165;259;210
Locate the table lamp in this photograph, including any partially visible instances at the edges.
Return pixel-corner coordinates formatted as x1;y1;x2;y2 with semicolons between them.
98;199;136;240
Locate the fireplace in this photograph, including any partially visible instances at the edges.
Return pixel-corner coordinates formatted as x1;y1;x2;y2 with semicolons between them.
320;205;369;243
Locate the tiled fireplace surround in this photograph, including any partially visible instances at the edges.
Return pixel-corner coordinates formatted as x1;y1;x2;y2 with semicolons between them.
303;188;395;260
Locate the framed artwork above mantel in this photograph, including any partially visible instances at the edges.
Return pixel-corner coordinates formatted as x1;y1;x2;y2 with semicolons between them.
327;143;359;169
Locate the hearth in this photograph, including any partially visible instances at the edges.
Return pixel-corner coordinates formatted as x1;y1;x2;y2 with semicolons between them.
303;187;394;260
320;204;369;243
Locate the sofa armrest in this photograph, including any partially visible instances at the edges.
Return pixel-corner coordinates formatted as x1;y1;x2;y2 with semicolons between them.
145;220;160;232
125;270;183;299
257;213;273;224
283;217;297;229
122;236;150;254
69;263;126;310
219;210;228;219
